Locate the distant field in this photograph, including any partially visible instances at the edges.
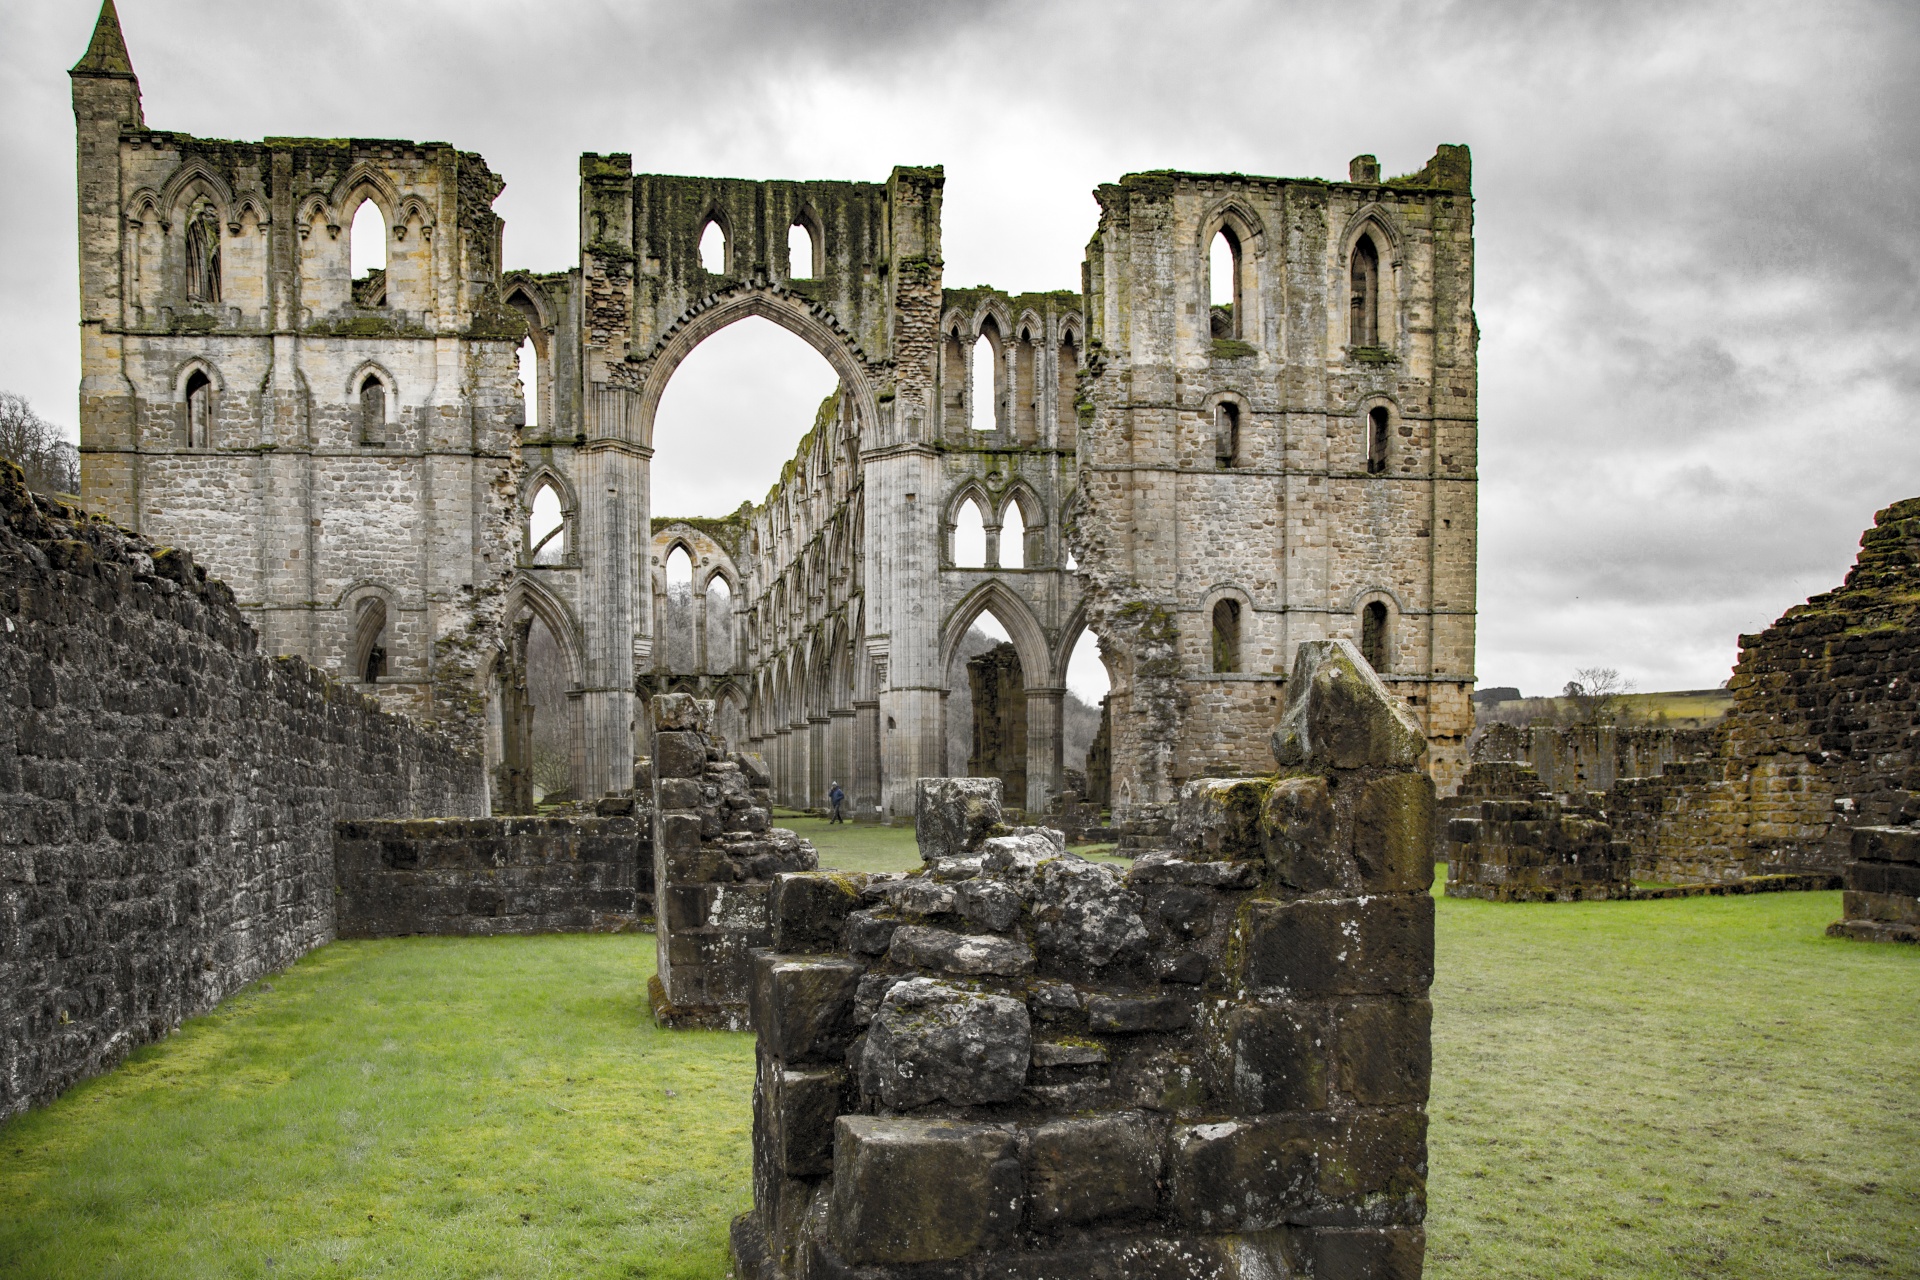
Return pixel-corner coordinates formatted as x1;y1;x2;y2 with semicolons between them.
1482;687;1734;728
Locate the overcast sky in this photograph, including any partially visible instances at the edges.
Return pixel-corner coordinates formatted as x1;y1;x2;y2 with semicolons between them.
4;0;1915;698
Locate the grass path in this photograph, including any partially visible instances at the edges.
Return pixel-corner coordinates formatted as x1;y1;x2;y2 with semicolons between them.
2;882;1915;1277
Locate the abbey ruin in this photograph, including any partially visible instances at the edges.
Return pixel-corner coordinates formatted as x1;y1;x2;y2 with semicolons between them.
67;4;1479;830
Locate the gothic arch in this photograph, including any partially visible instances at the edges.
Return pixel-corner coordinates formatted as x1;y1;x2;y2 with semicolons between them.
1339;203;1406;265
328;164;402;227
173;356;225;397
123;187;163;224
1196;198;1268;258
296;194;337;239
634;288;879;454
998;480;1045;528
345;360;397;401
346;587;394;684
941;580;1054;689
160;163;233;221
501;575;588;688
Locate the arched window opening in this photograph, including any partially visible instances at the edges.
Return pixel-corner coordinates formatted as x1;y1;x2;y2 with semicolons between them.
525;614;575;806
970;327;1000;433
517;338;539;430
1361;601;1390;673
1064;628;1113;808
788;222;815;280
1215;402;1241;468
953;497;988;568
349;200;388;306
947;609;1023;794
184;370;213;448
1210;228;1242;338
1001;501;1027;570
1350;236;1379;347
1014;331;1037;442
359;375;386;445
184;204;221;304
651;316;840;517
663;545;695;672
1211;599;1242;674
1367;406;1389;475
529;482;566;565
1057;332;1080;447
698;219;728;274
707;575;735;672
356;598;389;685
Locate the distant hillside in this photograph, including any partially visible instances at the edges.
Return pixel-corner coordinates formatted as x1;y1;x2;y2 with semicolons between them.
1476;687;1732;729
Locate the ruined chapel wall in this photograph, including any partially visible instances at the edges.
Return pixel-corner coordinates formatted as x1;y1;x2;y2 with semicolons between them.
0;465;486;1121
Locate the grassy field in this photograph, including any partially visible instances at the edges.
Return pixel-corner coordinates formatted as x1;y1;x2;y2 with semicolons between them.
2;874;1915;1277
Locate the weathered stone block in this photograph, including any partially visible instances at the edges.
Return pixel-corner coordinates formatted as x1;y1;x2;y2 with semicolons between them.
861;977;1030;1108
654;731;706;780
1271;640;1427;771
1853;825;1920;865
888;924;1032;977
750;953;864;1064
1317;1110;1428;1203
1213;1002;1327;1112
1031;858;1149;972
844;910;898;955
1024;1112;1162;1229
1353;773;1435;893
1332;999;1431;1106
828;1116;1021;1264
771;872;865;953
763;1063;847;1178
1167;1115;1328;1230
955;877;1024;931
1173;778;1269;859
1263;775;1340;894
1241;895;1434;997
1087;994;1191;1033
1300;1226;1427;1280
915;777;1002;862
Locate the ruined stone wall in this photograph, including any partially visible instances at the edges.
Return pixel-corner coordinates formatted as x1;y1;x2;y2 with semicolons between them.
733;641;1433;1279
1075;150;1479;822
1445;795;1631;902
1471;722;1718;794
0;464;486;1119
1829;824;1920;944
71;27;522;757
967;642;1028;810
333;815;650;938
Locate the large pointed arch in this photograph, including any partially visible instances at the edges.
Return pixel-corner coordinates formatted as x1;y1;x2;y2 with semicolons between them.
500;574;588;689
160;162;234;221
941;580;1054;689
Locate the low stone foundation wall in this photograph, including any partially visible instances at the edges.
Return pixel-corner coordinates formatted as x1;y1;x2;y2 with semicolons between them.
1828;825;1920;943
733;640;1434;1279
1446;794;1631;902
333;817;651;938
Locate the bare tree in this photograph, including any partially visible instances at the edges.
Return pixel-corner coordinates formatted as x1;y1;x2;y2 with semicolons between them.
0;393;80;498
1562;666;1635;726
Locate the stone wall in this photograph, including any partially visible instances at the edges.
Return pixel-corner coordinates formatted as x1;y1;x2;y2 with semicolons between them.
733;640;1433;1278
1828;824;1920;943
333;815;650;938
1471;723;1718;794
0;463;486;1120
650;694;817;1029
1445;795;1631;902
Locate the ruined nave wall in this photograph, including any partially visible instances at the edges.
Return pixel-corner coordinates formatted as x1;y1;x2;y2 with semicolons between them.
0;465;485;1120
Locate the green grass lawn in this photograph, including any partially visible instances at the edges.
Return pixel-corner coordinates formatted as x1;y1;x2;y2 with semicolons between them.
3;890;1915;1278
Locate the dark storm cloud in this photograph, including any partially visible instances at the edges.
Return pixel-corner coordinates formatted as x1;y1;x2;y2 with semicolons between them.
2;0;1914;693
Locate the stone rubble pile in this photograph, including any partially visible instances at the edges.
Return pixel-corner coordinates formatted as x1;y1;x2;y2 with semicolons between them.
732;640;1434;1278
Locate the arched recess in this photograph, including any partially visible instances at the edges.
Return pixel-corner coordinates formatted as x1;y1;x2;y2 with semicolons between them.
174;358;223;449
505;278;553;432
1201;584;1256;674
1340;208;1405;351
999;482;1045;569
349;591;392;684
1347;587;1404;677
160;163;234;224
523;467;576;566
1353;394;1401;476
1202;388;1253;468
941;580;1054;690
633;290;882;457
945;481;993;567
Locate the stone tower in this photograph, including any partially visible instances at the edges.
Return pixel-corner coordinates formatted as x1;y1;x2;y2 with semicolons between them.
69;1;522;761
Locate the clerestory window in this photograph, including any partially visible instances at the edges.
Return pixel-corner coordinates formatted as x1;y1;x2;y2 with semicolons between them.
1350;236;1379;347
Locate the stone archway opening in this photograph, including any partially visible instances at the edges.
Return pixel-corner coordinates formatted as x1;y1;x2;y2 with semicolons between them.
946;608;1026;807
1063;625;1114;810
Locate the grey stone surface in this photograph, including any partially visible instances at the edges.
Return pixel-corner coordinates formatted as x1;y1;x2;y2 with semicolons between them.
1024;1112;1162;1228
861;978;1031;1108
888;925;1033;977
828;1116;1022;1265
1030;858;1150;972
915;777;1003;862
1271;640;1428;771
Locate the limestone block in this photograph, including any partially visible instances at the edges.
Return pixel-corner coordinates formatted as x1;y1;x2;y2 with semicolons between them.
1167;1115;1327;1230
1211;1002;1328;1112
1262;775;1340;893
1317;1110;1428;1205
749;953;864;1065
1173;778;1269;859
1353;774;1436;893
1299;1227;1427;1280
654;731;706;780
1086;994;1191;1033
888;924;1032;977
771;872;866;953
888;878;959;916
915;777;1003;862
955;877;1025;931
1332;998;1432;1106
1024;1112;1163;1229
1853;824;1920;865
1030;858;1149;972
653;692;714;735
1240;895;1434;997
1271;640;1427;771
762;1063;847;1178
980;831;1063;875
844;910;898;955
1127;852;1261;890
827;1115;1022;1264
861;977;1031;1108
